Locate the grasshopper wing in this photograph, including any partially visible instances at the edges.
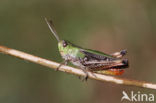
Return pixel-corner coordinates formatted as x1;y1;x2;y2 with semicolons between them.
80;49;128;71
80;49;116;61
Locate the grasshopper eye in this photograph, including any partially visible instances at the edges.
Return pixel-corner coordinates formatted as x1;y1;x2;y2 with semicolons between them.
63;41;68;47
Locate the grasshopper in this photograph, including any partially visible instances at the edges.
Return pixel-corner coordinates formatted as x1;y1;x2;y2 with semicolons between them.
45;18;129;80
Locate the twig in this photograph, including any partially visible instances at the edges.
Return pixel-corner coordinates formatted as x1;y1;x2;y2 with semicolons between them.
0;45;156;90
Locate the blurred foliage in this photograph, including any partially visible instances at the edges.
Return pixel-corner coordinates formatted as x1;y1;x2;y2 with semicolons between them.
0;0;156;103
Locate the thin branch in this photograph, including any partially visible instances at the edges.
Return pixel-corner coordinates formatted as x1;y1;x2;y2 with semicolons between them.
0;45;156;90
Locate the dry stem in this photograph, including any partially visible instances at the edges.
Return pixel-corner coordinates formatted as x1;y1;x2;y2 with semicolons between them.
0;45;156;90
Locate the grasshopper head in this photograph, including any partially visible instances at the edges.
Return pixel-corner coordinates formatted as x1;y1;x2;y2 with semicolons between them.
58;40;71;57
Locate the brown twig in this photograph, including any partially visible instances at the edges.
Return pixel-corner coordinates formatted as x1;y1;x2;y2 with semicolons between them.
0;45;156;90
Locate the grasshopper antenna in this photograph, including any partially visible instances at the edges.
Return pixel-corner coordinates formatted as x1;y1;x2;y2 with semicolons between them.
45;18;60;42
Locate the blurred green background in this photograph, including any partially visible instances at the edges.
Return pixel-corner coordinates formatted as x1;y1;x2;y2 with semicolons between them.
0;0;156;103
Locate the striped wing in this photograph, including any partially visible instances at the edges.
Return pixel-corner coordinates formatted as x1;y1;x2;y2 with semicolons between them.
80;49;128;71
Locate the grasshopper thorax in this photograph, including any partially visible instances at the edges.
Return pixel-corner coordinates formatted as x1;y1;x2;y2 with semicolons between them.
58;40;83;60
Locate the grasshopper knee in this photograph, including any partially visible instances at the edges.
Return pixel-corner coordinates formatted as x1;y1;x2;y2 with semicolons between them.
112;50;127;58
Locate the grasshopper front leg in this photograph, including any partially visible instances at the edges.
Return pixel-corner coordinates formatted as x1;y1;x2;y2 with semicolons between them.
56;60;68;71
111;50;127;58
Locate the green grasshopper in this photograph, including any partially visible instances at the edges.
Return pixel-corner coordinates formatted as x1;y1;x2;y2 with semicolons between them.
45;18;129;80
